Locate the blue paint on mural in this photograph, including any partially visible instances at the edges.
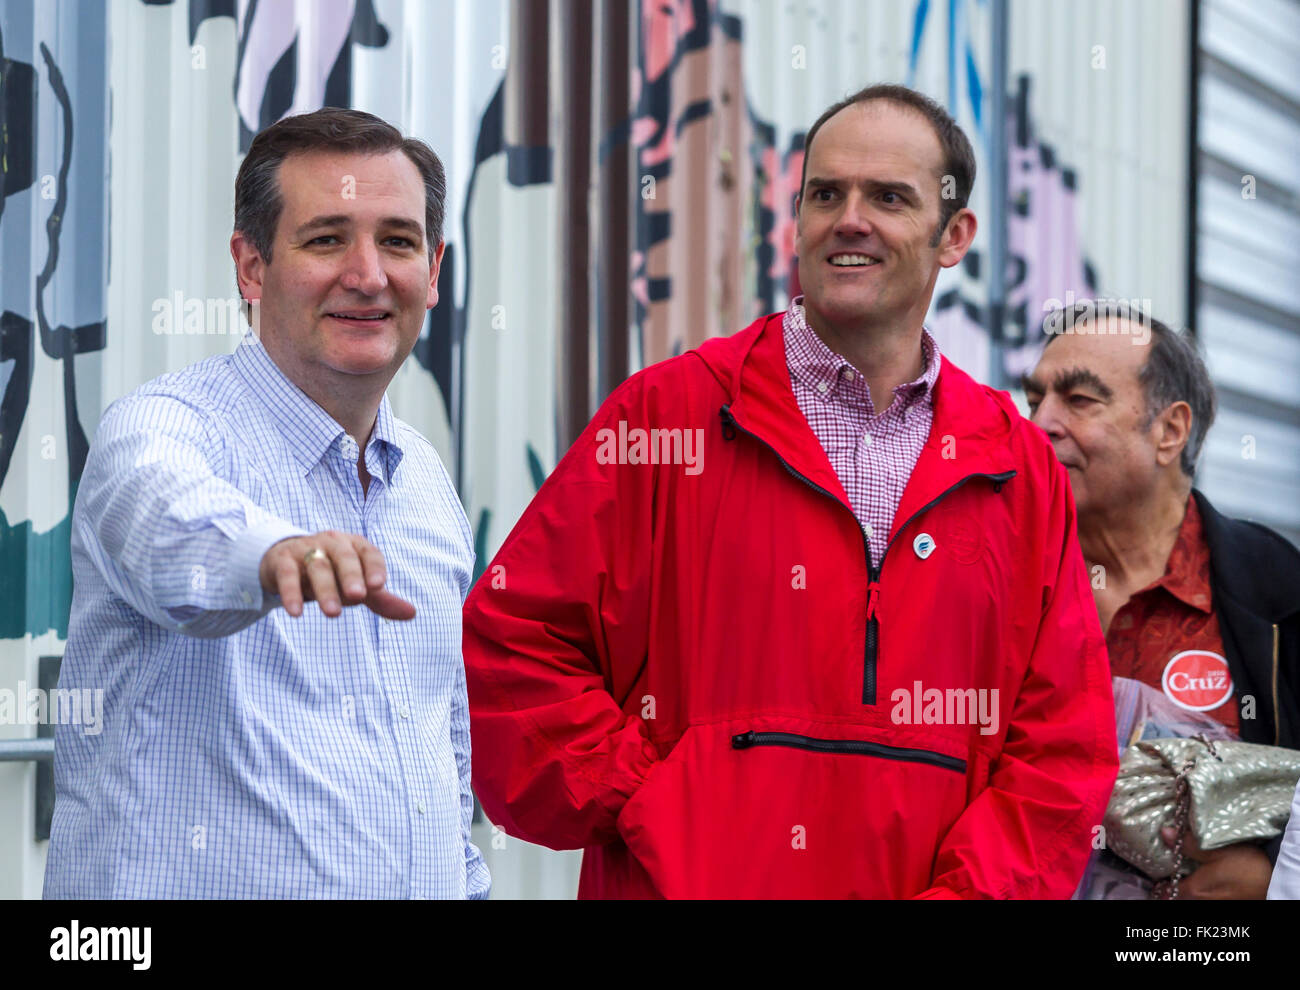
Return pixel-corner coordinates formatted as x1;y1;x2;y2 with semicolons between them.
0;1;108;638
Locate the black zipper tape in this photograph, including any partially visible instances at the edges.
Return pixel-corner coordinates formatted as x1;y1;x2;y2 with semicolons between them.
732;729;966;773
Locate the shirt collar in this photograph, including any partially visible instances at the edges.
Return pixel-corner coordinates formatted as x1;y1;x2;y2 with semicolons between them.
231;333;405;479
1152;495;1215;614
369;393;404;482
783;296;940;412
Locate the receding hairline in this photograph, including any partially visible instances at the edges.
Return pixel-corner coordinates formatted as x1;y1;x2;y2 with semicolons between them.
803;97;948;187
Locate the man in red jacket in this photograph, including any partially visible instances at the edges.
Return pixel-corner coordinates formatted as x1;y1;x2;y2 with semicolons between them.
463;84;1117;898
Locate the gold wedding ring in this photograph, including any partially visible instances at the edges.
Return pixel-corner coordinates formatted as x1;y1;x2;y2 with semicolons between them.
303;547;327;566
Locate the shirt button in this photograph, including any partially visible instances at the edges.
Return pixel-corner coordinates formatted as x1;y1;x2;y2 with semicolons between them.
241;590;252;606
863;432;873;446
817;382;830;394
340;436;358;460
398;706;410;719
864;523;874;539
842;368;855;381
416;801;426;815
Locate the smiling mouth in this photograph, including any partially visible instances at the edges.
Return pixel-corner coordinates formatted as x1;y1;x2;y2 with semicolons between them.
828;253;882;268
326;310;391;322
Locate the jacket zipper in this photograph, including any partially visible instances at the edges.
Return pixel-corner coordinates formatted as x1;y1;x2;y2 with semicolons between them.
719;404;1015;705
865;470;1018;701
1272;623;1281;746
732;730;966;773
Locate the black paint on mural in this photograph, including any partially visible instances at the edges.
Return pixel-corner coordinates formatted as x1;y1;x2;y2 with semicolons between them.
146;0;391;150
0;28;104;489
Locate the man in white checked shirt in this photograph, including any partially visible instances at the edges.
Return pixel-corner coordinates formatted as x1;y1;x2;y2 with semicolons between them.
43;109;488;899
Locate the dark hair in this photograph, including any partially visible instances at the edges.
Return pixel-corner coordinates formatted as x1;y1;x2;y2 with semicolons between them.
1042;302;1218;477
799;83;976;246
234;107;446;264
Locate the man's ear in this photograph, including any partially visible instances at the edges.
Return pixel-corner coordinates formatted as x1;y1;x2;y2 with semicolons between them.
937;207;977;269
231;232;266;307
427;240;446;310
1154;400;1193;470
793;195;804;259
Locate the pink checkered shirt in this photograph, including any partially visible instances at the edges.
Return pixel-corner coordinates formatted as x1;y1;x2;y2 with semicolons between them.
783;299;940;570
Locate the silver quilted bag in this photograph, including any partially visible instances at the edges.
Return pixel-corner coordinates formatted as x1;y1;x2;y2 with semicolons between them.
1104;736;1300;891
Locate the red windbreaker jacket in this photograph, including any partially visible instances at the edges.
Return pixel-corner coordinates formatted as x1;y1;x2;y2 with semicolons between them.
464;313;1117;898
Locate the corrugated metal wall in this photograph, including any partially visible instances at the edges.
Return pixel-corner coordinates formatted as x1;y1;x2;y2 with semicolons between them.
1194;0;1300;544
1;0;1203;898
1000;0;1190;381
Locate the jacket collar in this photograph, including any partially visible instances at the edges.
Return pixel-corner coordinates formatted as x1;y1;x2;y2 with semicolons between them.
691;312;1019;539
891;351;1018;541
702;312;850;501
1194;488;1300;624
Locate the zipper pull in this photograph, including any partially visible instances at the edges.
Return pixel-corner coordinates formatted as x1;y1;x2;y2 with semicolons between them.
719;405;737;441
732;730;757;749
866;581;881;621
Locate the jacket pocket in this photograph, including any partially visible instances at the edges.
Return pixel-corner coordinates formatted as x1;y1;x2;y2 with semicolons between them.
615;718;970;898
731;730;967;773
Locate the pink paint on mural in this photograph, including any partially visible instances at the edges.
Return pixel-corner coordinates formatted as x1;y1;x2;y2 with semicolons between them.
631;0;751;363
642;0;698;82
1002;84;1095;378
762;145;802;296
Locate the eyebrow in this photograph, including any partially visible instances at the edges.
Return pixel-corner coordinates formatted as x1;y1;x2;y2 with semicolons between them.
293;215;425;240
1022;367;1114;400
804;177;922;200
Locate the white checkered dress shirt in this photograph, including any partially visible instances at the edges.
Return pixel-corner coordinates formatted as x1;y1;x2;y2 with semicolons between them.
44;334;489;899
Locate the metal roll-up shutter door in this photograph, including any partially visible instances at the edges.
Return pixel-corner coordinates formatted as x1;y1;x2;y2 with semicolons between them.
1195;0;1300;544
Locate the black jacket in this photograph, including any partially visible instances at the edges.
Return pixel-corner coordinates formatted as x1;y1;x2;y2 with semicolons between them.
1194;488;1300;749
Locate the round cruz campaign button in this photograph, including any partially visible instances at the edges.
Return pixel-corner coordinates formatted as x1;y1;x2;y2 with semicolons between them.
1160;650;1234;712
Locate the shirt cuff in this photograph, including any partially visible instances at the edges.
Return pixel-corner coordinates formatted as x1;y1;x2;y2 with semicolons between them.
466;855;492;900
230;517;309;611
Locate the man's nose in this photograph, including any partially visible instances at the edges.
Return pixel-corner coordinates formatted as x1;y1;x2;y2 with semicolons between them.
833;191;874;238
339;240;388;295
1030;394;1067;440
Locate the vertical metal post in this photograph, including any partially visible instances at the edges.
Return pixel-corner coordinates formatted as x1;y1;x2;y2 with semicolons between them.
553;0;594;452
1185;0;1200;337
987;0;1010;383
36;656;61;840
594;0;632;404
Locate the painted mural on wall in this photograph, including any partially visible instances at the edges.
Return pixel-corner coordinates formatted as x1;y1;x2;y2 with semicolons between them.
0;0;1100;644
0;2;109;639
141;0;461;430
629;0;756;361
1000;73;1098;378
0;0;455;639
